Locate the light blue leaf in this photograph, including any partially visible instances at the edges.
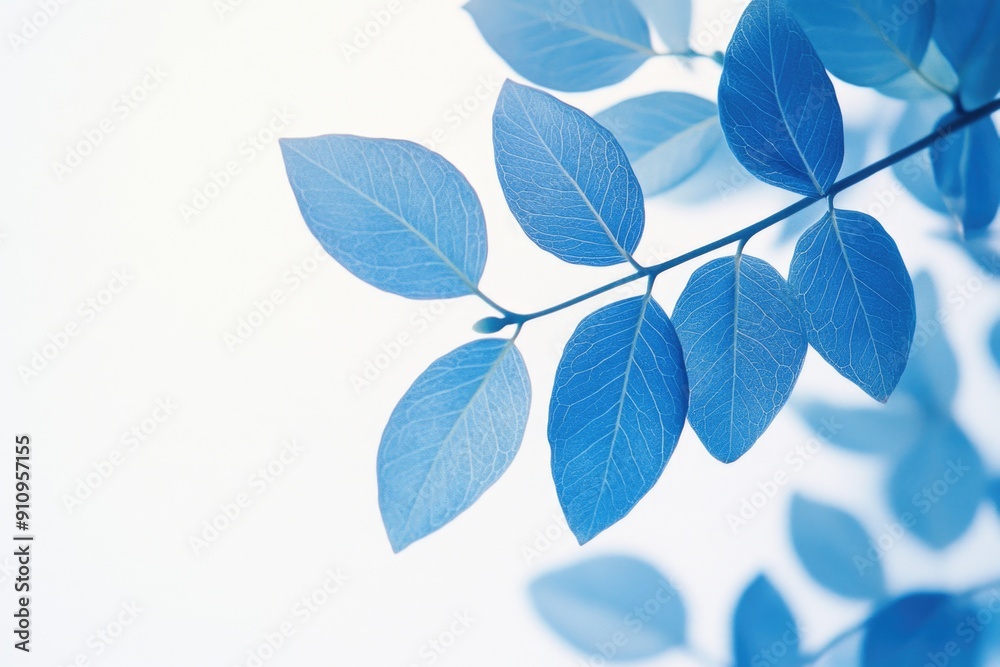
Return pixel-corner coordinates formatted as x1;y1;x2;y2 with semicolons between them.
733;576;800;667
931;115;1000;236
933;0;1000;108
631;0;691;53
989;479;1000;515
549;295;688;544
377;338;531;552
280;135;487;300
529;555;685;660
889;101;952;214
991;320;1000;368
862;593;984;667
494;81;645;267
464;0;653;92
789;208;916;402
786;0;934;87
875;41;959;100
717;0;845;196
897;271;958;410
796;395;923;458
888;418;987;549
790;495;885;600
595;92;722;196
673;256;807;463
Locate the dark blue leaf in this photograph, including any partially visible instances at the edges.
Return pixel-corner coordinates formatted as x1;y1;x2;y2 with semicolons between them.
796;395;923;458
673;255;807;462
786;0;934;87
933;0;1000;108
378;339;530;551
789;208;916;402
718;0;845;196
898;271;958;410
733;575;800;667
790;495;885;600
890;101;952;215
991;320;1000;367
862;593;984;667
493;81;645;267
465;0;653;92
595;92;722;196
632;0;691;54
549;295;688;544
888;418;987;550
280;135;487;300
931;115;1000;236
529;555;685;660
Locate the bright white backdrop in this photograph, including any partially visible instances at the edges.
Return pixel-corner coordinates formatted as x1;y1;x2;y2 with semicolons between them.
2;0;999;665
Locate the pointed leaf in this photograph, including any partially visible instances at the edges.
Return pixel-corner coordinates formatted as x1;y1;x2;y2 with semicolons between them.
549;295;688;544
931;115;1000;236
377;339;531;551
786;0;934;87
789;208;916;402
596;92;722;196
280;136;487;300
465;0;653;92
862;593;985;667
631;0;691;53
718;0;845;196
673;256;807;463
494;81;645;267
529;555;685;660
790;495;885;600
933;0;1000;108
733;576;801;667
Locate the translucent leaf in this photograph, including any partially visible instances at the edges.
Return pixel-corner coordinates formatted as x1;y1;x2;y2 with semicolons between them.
529;555;685;661
889;100;952;214
790;495;886;600
862;593;985;667
875;41;959;100
718;0;845;196
888;418;987;550
796;395;923;458
733;575;801;667
933;0;1000;108
493;81;645;267
991;320;1000;368
377;339;531;551
673;256;807;462
789;208;916;402
595;92;722;196
931;115;1000;236
549;296;688;544
897;271;958;410
631;0;691;53
280;135;486;300
786;0;934;87
465;0;653;92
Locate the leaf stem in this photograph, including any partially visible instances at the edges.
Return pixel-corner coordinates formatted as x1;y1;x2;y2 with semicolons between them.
484;97;1000;330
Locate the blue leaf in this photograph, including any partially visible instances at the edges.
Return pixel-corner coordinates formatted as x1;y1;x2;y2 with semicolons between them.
673;256;807;462
875;42;959;100
549;295;688;544
529;555;685;660
889;101;953;215
888;418;987;549
989;478;1000;515
464;0;653;92
494;81;645;267
991;320;1000;368
377;338;531;552
717;0;845;196
595;92;722;196
786;0;934;87
280;135;487;300
796;395;923;458
631;0;691;54
898;271;958;410
790;495;885;600
933;0;1000;108
862;593;985;667
931;115;1000;236
733;576;800;667
789;208;916;402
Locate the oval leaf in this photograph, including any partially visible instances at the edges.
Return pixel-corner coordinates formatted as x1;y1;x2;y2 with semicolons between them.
862;593;984;667
790;495;886;600
876;42;959;101
377;338;531;552
786;0;934;87
280;136;487;300
465;0;653;92
494;81;645;267
595;92;722;196
632;0;691;54
789;208;916;402
673;255;807;463
529;555;685;660
549;295;688;544
718;0;845;196
931;115;1000;236
933;0;1000;108
733;575;801;667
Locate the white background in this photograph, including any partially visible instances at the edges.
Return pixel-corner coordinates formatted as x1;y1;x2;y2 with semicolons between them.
2;0;999;665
